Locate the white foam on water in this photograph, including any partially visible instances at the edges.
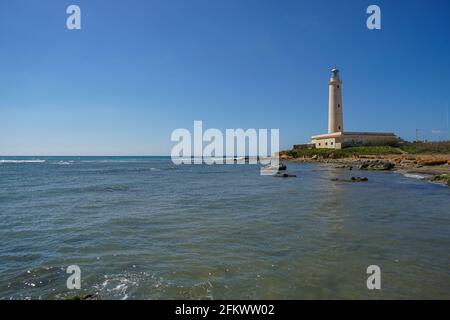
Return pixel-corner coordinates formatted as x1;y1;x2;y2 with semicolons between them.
0;160;46;164
93;271;152;300
79;159;145;163
55;161;73;165
402;173;427;180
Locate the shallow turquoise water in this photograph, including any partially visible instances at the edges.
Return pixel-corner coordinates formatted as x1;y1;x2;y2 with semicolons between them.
0;157;449;299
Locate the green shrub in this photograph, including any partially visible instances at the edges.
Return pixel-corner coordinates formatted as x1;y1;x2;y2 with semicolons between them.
284;141;450;158
400;141;450;154
285;146;402;159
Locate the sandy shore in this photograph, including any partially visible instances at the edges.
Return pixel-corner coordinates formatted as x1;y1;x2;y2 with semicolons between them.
284;154;450;186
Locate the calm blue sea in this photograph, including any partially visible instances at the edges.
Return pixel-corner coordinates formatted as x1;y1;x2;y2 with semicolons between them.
0;156;449;299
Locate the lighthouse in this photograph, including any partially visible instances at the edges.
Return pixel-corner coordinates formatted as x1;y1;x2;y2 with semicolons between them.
306;67;398;149
328;68;344;134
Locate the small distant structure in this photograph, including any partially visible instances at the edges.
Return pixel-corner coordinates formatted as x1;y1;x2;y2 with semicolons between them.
309;68;397;149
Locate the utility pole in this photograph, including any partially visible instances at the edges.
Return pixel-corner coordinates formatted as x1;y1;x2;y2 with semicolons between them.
415;129;419;142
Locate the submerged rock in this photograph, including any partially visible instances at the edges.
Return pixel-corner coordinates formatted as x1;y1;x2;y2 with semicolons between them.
67;293;100;300
351;176;369;182
330;177;368;182
273;172;297;178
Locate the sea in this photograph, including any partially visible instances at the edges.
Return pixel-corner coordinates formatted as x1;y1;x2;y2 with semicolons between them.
0;156;449;299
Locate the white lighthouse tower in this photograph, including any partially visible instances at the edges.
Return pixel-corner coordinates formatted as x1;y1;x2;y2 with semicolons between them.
309;67;397;149
328;68;343;133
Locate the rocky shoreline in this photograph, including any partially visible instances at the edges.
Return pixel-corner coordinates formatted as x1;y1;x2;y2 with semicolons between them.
283;154;450;187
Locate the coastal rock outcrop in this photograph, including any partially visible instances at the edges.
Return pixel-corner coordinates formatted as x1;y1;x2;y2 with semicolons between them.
358;160;395;171
427;174;450;186
67;293;100;300
419;159;448;166
335;164;353;170
280;154;293;160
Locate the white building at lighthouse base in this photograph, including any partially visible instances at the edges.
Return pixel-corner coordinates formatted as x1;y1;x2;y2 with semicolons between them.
311;131;397;149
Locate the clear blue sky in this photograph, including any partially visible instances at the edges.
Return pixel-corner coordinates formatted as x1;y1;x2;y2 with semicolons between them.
1;0;449;155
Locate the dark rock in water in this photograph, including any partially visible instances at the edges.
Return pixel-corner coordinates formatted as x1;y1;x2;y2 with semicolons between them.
274;172;297;178
330;178;339;181
379;162;395;170
349;166;353;171
67;293;100;300
351;177;368;182
358;163;369;170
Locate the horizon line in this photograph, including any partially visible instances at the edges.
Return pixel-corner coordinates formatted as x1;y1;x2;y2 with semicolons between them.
0;155;171;157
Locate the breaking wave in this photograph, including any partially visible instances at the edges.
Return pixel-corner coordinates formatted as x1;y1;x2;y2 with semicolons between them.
401;172;427;180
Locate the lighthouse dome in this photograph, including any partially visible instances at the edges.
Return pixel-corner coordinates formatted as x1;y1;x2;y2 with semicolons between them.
330;68;340;80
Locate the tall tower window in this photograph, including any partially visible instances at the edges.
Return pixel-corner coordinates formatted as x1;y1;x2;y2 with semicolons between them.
338;104;340;108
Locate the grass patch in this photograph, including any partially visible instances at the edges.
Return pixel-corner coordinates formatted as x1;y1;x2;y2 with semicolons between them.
399;141;450;154
428;174;450;186
284;141;450;159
